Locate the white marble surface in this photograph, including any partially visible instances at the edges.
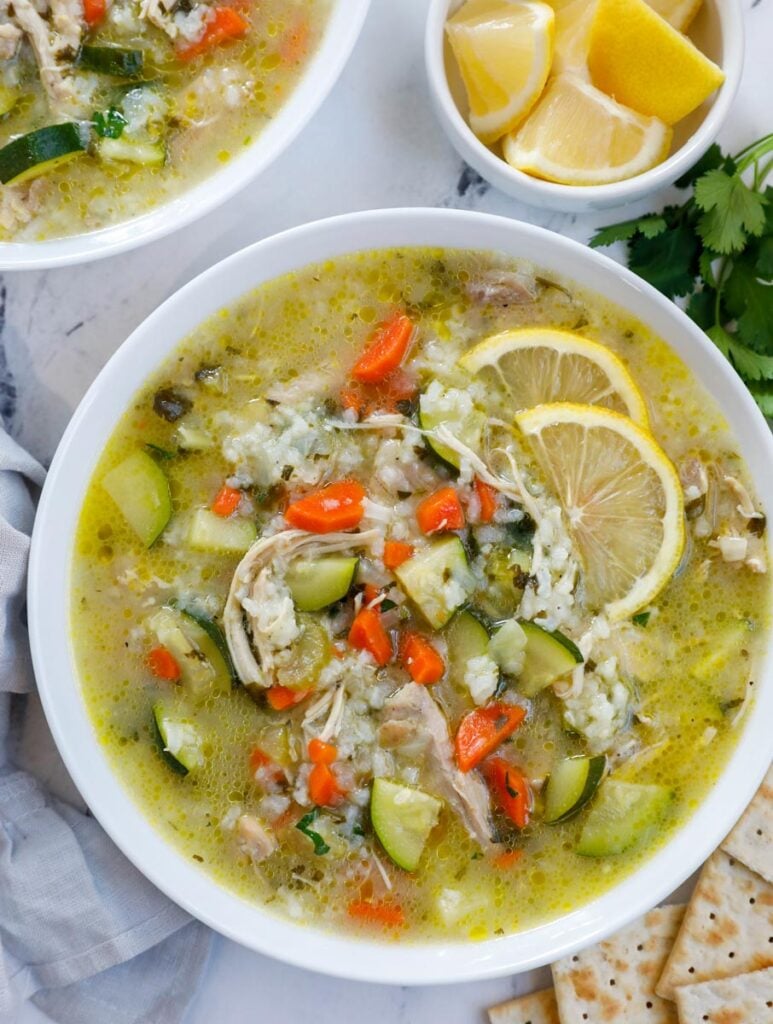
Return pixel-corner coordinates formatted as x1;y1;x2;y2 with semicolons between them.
5;0;772;1020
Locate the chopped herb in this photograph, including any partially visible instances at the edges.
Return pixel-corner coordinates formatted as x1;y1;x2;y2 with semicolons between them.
471;850;483;860
92;106;127;139
591;134;773;414
296;809;330;856
380;599;397;612
145;442;176;461
281;465;294;481
632;611;651;627
352;824;365;837
153;387;191;423
505;515;535;552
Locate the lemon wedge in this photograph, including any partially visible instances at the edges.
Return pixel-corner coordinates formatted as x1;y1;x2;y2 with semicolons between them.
503;72;671;185
446;0;555;143
587;0;724;125
516;403;685;619
459;328;649;425
648;0;703;32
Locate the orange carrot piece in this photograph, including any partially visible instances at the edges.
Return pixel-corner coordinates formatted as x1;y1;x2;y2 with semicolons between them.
416;486;465;535
485;758;531;829
351;312;414;384
285;480;365;533
399;631;445;685
308;738;337;765
249;746;284;784
340;386;363;417
309;762;341;806
347;899;405;927
474;478;498;524
279;13;309;64
266;686;311;711
83;0;106;26
348;607;392;666
363;583;380;605
383;540;414;570
147;646;181;681
455;702;526;772
493;849;524;870
177;7;249;61
211;484;242;517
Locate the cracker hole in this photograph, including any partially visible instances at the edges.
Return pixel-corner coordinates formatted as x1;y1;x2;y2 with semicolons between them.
646;1002;653;1009
750;897;756;905
688;967;695;974
728;952;735;959
636;944;643;951
709;913;716;920
572;956;579;963
609;979;615;986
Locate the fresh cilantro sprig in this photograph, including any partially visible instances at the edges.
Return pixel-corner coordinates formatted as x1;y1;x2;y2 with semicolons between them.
590;134;773;414
92;106;127;140
296;808;330;855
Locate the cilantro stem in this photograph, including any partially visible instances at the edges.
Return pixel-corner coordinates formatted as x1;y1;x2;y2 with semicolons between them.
734;133;773;176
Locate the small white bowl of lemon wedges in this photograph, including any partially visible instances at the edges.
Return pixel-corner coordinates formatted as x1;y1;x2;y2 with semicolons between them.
425;0;743;212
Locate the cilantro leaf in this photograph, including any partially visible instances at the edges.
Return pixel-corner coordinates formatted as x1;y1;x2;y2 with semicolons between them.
723;252;773;353
747;381;773;416
632;611;650;627
686;288;717;330
589;215;668;248
706;324;733;358
296;809;330;855
675;143;727;188
756;236;773;278
726;340;773;382
628;223;699;297
698;247;720;289
92;106;127;140
695;170;767;254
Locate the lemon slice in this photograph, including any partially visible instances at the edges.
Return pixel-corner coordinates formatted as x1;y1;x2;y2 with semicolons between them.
588;0;724;125
446;0;555;143
516;403;684;619
459;328;649;425
502;72;672;185
648;0;703;31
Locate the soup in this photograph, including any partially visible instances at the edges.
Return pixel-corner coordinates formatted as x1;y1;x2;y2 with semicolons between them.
72;248;770;941
0;0;328;240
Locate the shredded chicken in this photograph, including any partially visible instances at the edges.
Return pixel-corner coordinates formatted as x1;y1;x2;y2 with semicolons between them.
679;457;709;513
723;474;764;521
0;178;49;233
138;0;178;36
235;813;276;863
10;0;85;112
465;271;538;306
379;683;497;852
0;4;22;59
224;529;380;688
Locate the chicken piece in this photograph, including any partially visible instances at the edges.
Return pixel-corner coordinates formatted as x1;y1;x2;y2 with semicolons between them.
235;813;276;862
679;456;709;515
50;0;83;52
138;0;178;36
224;528;380;688
465;270;537;307
0;179;49;233
380;683;496;852
10;0;84;112
0;15;22;59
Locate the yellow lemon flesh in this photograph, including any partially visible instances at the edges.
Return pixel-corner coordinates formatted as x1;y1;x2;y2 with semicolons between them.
516;403;685;620
587;0;724;125
446;0;555;143
503;72;671;185
458;327;649;425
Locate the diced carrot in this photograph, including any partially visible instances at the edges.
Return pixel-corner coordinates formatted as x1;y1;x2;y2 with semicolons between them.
249;746;284;784
285;480;366;533
493;849;524;870
279;13;309;64
309;762;342;806
348;607;392;666
399;631;445;685
340;386;363;417
474;478;498;524
177;6;249;61
83;0;106;26
455;702;527;772
416;486;465;535
341;368;418;419
383;540;414;570
363;583;380;605
485;758;531;829
211;484;242;517
147;646;181;681
347;899;405;927
308;738;337;765
266;686;311;711
351;312;415;384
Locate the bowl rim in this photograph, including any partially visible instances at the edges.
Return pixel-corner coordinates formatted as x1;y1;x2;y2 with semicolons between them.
0;0;371;271
424;0;745;208
29;207;773;985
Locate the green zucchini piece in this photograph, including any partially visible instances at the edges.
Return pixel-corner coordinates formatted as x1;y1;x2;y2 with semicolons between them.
187;508;256;554
395;536;476;629
153;703;203;775
489;619;528;675
102;448;172;547
445;609;490;689
419;385;485;470
149;606;232;698
0;85;19;118
285;556;358;612
371;778;442;871
544;755;606;823
517;620;583;697
478;546;530;619
0;123;85;185
78;45;144;78
274;614;331;691
97;136;165;166
577;780;673;857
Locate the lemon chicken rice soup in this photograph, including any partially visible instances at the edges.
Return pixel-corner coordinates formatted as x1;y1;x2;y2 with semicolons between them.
72;248;770;940
0;0;328;240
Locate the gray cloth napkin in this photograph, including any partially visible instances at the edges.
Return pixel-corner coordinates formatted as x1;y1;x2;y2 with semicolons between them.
0;428;211;1023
